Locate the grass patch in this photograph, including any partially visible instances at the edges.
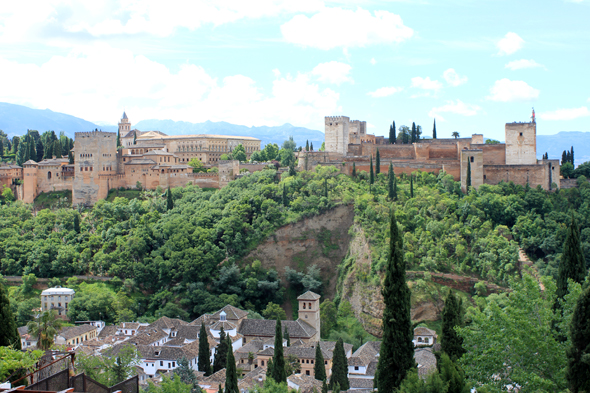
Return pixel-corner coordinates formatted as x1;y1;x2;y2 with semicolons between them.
34;190;72;210
106;189;143;202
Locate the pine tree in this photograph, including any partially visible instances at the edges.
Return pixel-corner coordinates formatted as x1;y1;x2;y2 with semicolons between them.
323;178;328;199
285;329;290;347
388;163;394;200
571;146;575;165
411;122;416;143
36;139;44;162
199;321;212;375
225;336;238;393
370;156;374;185
167;186;174;211
329;338;349;390
376;211;414;392
556;215;587;302
271;319;286;383
441;292;465;361
314;342;326;381
352;162;356;177
410;175;414;198
466;160;471;192
213;327;228;373
433;119;437;139
0;283;21;349
306;140;309;151
376;149;380;175
389;121;396;144
567;286;590;392
310;142;314;151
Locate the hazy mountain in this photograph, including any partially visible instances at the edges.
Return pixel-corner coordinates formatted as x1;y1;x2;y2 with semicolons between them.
134;119;324;148
537;132;590;166
0;102;99;138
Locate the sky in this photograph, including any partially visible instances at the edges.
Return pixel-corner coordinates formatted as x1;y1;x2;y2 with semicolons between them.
0;0;589;141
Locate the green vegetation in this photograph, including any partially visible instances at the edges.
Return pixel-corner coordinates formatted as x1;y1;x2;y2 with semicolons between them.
441;292;465;361
0;282;21;349
329;338;349;390
270;319;286;383
33;190;72;209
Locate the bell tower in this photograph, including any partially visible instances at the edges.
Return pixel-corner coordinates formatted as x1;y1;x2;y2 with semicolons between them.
118;112;131;136
297;291;321;341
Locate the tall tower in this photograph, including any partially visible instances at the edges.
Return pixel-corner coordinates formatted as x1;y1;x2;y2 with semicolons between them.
325;116;350;154
505;120;537;165
297;291;321;341
118;112;131;136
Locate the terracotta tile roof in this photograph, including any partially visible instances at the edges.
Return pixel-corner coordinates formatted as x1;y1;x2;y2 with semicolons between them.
202;368;227;384
149;316;188;331
58;325;97;340
349;341;381;368
238;366;267;391
210;321;236;331
414;347;437;377
126;158;157;165
98;325;117;338
119;322;141;330
127;328;168;345
285;346;332;360
297;291;321;301
413;327;437;337
189;314;212;326
176;325;200;340
238;319;316;339
287;373;323;393
210;305;249;321
348;378;375;389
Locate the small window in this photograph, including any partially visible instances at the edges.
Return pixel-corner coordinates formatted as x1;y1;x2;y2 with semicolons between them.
306;370;310;376
470;156;474;163
520;132;523;136
355;366;359;371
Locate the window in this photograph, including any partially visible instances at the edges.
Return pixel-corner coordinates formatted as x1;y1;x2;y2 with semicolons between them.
424;338;429;343
261;360;265;366
355;366;359;371
306;370;310;376
309;303;312;309
520;132;523;136
172;362;176;367
470;156;474;163
303;303;306;309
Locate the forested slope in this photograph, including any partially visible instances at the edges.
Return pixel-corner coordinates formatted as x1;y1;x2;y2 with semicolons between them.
1;166;590;329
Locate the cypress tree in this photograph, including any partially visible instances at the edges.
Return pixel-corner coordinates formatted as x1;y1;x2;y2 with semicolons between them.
566;150;572;165
133;131;137;145
28;140;36;162
376;211;414;392
567;286;590;392
44;141;52;159
388;163;394;200
117;129;121;148
199;321;212;376
433;119;437;139
306;140;309;151
562;150;568;165
571;146;575;165
0;139;3;158
376;149;381;175
213;327;228;373
410;175;414;198
352;162;356;177
556;215;587;302
285;329;290;347
322;379;328;393
218;384;223;393
370;156;374;185
225;336;238;393
393;175;397;200
411;122;416;143
53;140;62;158
271;319;286;383
167;186;174;210
36;139;44;162
441;292;465;361
73;213;80;234
23;140;30;162
389;121;396;144
329;338;348;390
16;142;26;166
267;357;274;378
0;283;21;349
314;342;326;381
310;142;314;151
466;160;471;192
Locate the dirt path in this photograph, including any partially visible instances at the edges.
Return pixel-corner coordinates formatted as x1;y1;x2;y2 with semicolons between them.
518;248;545;290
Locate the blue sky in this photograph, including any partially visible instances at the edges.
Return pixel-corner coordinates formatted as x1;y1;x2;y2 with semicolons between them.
0;0;588;141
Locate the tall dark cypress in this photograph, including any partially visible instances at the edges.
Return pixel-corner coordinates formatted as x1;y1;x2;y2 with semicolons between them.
376;211;414;392
225;336;238;393
388;163;394;200
556;215;587;301
0;139;3;158
410;175;414;198
571;146;575;165
390;121;397;144
213;327;228;373
433;119;437;139
199;321;212;375
314;342;326;381
53;140;62;158
376;149;381;175
393;175;397;200
370;156;374;185
271;319;286;383
117;129;121;148
28;140;36;162
167;186;174;210
36;139;44;162
329;338;349;390
466;160;471;191
567;286;590;392
352;163;356;177
310;142;314;151
73;213;80;234
0;283;21;349
306;140;309;151
441;292;465;361
562;151;568;165
411;122;416;143
133;131;137;145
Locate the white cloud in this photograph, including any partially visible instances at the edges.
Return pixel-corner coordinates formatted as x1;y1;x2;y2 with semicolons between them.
428;100;481;121
0;0;324;44
487;79;539;102
0;44;339;129
370;58;376;65
505;59;545;70
311;61;353;85
411;77;443;91
539;107;590;121
367;86;403;98
496;32;524;55
442;68;467;87
281;7;413;49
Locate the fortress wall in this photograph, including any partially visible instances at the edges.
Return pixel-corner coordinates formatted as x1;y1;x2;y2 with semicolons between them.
362;144;415;159
461;150;484;192
505;122;536;165
484;164;550;189
428;144;458;160
353;161;443;177
472;144;506;165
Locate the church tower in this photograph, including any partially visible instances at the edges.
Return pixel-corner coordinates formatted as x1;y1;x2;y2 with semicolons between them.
118;112;131;138
297;291;321;341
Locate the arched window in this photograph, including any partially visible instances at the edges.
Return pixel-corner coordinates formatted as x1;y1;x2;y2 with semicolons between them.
303;303;306;309
309;303;312;309
47;172;51;180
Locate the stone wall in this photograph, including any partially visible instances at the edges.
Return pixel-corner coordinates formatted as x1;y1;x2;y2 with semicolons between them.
325;116;349;154
461;149;483;192
505;122;536;165
472;143;506;165
484;163;552;189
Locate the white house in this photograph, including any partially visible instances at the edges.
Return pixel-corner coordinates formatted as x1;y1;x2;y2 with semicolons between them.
40;286;75;317
412;327;437;347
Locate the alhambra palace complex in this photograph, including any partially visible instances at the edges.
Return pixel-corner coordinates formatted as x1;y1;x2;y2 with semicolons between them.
0;112;560;205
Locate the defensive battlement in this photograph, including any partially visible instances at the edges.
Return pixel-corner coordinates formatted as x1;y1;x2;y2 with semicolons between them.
325;116;350;122
75;131;116;138
506;121;534;126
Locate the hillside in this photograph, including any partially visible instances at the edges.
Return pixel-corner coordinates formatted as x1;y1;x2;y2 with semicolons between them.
537;131;590;165
134;119;325;148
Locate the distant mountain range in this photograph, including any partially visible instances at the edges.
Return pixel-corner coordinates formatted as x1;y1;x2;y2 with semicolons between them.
0;102;587;164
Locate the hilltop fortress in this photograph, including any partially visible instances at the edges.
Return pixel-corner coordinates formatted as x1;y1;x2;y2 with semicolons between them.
1;113;262;205
298;114;560;191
